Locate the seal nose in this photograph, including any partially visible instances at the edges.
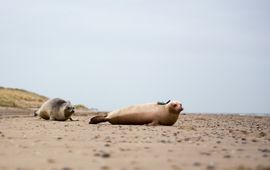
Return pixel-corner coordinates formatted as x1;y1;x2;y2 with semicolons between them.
179;103;183;112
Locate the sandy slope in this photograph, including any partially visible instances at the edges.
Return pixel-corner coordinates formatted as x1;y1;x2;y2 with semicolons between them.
0;111;269;170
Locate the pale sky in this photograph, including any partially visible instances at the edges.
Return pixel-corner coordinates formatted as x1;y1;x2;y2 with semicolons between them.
0;0;270;113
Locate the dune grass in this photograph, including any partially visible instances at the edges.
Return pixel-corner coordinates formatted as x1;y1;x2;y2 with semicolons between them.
0;87;48;108
74;104;90;110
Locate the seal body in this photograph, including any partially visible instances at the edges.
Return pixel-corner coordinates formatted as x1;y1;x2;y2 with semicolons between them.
36;98;75;121
89;101;183;126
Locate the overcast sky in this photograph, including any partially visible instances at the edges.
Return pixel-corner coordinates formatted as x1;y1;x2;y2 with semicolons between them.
0;0;269;113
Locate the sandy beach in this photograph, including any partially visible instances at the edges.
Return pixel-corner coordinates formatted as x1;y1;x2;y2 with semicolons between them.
0;109;269;170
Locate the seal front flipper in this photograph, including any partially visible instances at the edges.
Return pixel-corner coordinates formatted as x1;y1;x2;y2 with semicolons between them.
33;110;38;117
89;116;108;124
146;120;159;126
50;115;56;121
69;117;79;121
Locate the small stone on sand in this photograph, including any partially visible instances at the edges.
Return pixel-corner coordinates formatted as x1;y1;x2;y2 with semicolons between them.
224;155;231;158
47;159;55;164
62;167;72;170
193;162;201;166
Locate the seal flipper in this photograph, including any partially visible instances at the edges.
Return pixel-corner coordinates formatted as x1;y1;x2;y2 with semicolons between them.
33;110;38;117
69;117;79;121
146;120;159;126
89;116;108;124
157;100;171;105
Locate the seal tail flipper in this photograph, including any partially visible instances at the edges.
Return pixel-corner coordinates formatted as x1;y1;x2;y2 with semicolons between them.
89;116;108;124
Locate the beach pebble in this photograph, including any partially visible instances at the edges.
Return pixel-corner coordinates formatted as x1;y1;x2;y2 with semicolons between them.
258;148;270;153
100;166;110;170
258;132;266;138
251;139;257;142
193;162;201;166
206;164;215;170
224;155;231;158
94;153;100;157
104;143;110;147
94;135;100;139
262;154;268;158
200;152;211;156
1;131;4;137
101;152;110;158
237;148;244;152
160;140;166;143
47;159;55;164
184;137;190;141
241;130;248;135
62;167;72;170
171;164;181;170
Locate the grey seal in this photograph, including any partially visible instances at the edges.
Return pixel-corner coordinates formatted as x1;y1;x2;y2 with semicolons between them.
35;98;75;121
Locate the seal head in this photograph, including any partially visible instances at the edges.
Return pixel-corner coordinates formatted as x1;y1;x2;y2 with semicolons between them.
63;101;75;118
167;101;183;113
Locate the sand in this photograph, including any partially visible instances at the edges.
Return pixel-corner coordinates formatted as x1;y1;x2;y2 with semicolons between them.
0;109;270;170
